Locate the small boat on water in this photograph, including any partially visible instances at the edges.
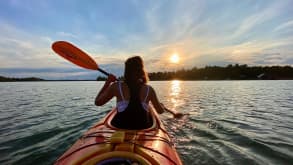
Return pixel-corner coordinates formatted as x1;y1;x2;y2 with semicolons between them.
54;108;183;165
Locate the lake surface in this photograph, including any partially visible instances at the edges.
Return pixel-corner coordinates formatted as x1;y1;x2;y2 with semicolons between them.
0;81;292;165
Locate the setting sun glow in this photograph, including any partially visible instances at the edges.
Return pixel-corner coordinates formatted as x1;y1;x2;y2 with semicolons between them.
170;54;180;63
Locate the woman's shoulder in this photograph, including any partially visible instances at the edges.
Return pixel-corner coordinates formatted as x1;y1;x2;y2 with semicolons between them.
109;81;120;90
141;83;150;88
143;84;155;93
108;82;121;95
111;81;119;86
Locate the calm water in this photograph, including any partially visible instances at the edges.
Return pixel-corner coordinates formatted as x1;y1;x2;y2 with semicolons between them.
0;81;292;165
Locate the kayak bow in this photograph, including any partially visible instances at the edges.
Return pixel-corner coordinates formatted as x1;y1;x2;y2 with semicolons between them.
54;108;183;165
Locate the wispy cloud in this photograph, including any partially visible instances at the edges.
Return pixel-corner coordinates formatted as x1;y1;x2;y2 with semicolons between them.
0;22;62;68
144;0;205;42
274;20;293;32
57;32;78;39
231;1;285;39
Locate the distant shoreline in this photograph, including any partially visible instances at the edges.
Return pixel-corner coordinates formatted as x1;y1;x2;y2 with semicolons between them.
1;64;293;81
1;78;293;82
0;76;44;82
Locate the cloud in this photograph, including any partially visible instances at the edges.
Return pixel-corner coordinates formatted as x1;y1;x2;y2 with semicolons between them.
231;1;285;39
144;0;205;42
0;67;88;79
207;37;293;66
274;20;293;32
57;32;78;39
0;22;62;68
254;52;292;65
0;66;123;80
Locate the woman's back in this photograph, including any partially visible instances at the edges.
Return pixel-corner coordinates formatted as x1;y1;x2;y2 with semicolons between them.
111;82;153;130
115;82;150;102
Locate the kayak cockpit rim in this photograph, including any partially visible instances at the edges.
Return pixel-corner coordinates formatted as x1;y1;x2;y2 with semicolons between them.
104;107;161;132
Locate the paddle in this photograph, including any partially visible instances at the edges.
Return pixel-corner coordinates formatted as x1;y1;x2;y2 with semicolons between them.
51;41;111;77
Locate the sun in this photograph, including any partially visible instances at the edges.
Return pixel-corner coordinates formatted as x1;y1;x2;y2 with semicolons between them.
170;53;180;63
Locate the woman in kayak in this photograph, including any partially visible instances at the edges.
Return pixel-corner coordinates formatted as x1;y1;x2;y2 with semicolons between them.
95;56;183;129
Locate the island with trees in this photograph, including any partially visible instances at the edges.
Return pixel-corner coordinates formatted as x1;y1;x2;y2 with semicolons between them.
0;76;44;82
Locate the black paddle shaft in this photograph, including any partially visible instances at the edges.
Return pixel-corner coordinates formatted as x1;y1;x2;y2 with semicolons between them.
98;68;110;76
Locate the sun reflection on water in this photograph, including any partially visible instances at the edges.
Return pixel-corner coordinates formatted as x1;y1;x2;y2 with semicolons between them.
171;80;181;96
169;80;185;109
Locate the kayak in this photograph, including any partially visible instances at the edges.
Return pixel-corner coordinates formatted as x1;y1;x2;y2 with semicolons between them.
54;108;183;165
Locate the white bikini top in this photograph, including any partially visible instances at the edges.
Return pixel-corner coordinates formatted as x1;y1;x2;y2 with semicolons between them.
117;81;150;112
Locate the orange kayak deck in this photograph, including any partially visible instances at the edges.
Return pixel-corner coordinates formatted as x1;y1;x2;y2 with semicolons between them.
54;108;183;165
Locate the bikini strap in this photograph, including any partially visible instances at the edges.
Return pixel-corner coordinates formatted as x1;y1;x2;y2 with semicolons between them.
118;81;125;100
143;85;150;102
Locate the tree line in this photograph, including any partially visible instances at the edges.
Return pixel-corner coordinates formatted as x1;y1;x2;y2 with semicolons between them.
96;64;293;81
148;64;293;80
0;76;44;82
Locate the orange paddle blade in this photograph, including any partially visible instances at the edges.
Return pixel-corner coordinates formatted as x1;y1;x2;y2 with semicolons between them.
52;41;98;70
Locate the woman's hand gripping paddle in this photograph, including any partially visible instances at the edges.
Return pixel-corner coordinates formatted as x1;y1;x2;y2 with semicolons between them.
51;41;113;77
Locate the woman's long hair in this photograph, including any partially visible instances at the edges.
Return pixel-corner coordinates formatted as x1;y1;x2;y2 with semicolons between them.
124;56;149;87
112;56;152;129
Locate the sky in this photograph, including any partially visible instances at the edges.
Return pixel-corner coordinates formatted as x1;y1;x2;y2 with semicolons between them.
0;0;293;80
